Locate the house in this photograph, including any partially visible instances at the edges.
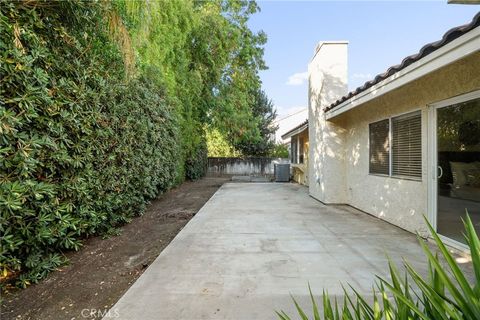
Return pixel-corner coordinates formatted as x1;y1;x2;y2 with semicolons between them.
307;13;480;250
281;120;309;185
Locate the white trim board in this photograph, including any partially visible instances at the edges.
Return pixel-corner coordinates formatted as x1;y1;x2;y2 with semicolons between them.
311;41;349;62
326;26;480;120
281;124;308;140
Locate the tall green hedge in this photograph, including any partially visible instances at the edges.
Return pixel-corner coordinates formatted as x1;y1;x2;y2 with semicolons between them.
0;1;179;286
185;136;208;180
1;0;267;287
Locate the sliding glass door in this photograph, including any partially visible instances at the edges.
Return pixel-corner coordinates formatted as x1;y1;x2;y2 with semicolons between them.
436;96;480;245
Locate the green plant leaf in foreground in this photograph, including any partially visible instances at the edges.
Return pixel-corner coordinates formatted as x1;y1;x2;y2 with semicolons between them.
277;213;479;319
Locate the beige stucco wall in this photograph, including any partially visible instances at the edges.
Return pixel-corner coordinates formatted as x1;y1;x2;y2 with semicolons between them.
331;51;480;235
292;130;309;186
308;41;349;203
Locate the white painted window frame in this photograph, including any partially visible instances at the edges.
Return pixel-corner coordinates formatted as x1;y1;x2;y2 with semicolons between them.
368;109;422;181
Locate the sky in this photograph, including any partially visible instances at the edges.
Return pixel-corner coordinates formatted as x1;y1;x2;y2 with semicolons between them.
247;1;479;120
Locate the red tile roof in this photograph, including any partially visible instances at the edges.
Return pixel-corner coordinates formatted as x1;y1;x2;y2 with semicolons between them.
325;12;480;113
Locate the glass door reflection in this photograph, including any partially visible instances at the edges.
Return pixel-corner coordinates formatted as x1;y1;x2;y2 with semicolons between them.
437;98;480;244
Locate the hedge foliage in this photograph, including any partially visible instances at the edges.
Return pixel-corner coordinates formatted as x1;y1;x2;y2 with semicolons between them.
0;1;179;287
1;0;268;287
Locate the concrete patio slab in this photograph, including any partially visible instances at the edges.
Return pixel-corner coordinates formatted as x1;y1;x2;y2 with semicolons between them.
104;183;437;319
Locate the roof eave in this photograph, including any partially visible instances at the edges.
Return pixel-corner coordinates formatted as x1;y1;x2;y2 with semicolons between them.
281;124;308;140
325;22;480;120
325;14;480;119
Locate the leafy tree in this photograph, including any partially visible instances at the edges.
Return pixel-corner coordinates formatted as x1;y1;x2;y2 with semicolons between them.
114;0;267;176
206;127;241;157
234;89;278;156
269;144;289;158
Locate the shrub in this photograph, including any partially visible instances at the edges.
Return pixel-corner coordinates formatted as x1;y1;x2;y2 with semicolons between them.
269;144;289;158
185;137;208;180
0;1;178;287
206;127;242;157
277;215;480;320
1;0;267;287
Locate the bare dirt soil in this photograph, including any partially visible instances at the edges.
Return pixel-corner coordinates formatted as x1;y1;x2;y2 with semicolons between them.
1;177;228;320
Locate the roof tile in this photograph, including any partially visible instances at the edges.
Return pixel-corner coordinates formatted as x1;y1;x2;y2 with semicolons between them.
325;12;480;113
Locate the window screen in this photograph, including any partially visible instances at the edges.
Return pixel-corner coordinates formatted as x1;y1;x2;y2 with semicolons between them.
391;111;421;178
369;119;390;175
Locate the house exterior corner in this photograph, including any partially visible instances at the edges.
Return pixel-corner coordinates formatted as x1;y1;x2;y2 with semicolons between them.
308;15;480;245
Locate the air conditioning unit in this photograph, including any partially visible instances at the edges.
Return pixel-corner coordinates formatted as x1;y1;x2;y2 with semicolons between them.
274;163;290;182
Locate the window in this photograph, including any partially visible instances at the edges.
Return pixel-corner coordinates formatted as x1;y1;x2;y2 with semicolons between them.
369;111;422;179
290;139;297;163
369;119;390;175
299;137;304;164
392;111;421;178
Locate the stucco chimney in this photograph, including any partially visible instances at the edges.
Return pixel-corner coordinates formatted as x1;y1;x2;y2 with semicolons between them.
309;41;348;110
308;41;348;204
